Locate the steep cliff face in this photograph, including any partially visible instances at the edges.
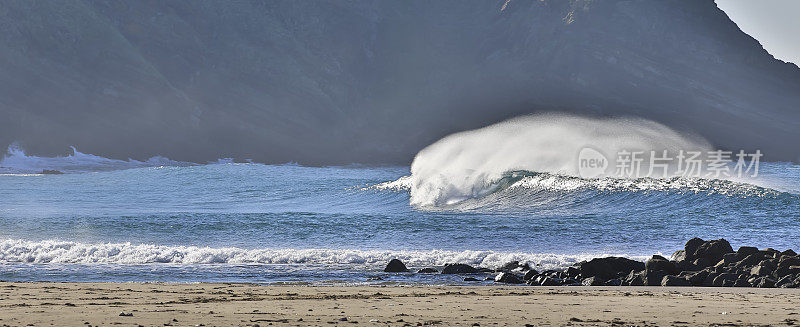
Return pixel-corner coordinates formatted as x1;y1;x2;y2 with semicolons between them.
1;0;798;164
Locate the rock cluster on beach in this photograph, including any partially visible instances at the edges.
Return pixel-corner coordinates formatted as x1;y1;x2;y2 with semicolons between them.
384;238;800;288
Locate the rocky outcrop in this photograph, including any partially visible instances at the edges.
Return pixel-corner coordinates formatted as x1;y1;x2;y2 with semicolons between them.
391;238;800;289
383;259;409;272
683;238;734;268
575;257;645;280
441;264;480;274
661;275;691;287
628;238;799;288
495;272;525;284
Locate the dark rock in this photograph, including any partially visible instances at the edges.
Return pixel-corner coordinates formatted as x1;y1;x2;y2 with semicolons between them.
684;237;705;260
604;278;621;286
581;276;605;286
751;264;773;277
778;256;800;268
661;275;690;286
692;257;712;269
733;276;751;287
720;253;739;265
498;261;521;272
686;270;709;286
691;239;734;266
538;276;559;286
754;277;776;288
646;255;676;274
523;269;539;281
622;270;645;286
384;259;409;272
477;267;494;273
565;266;580;278
702;272;719;286
673;259;696;272
670;250;686;262
735;253;767;268
531;275;562;286
494;272;524;284
441;264;479;274
463;277;480;282
712;273;736;287
575;257;645;280
761;249;781;258
747;276;759;285
119;312;133;317
782;249;798;257
775;266;800;279
776;275;795;288
737;246;759;258
644;270;668;286
417;268;438;274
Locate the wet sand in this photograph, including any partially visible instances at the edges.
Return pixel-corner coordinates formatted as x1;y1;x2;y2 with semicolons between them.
1;282;799;326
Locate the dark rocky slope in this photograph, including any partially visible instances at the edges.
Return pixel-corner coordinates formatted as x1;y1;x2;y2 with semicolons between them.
1;0;798;164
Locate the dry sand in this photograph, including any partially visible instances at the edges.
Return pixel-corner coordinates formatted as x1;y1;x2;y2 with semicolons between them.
1;282;799;326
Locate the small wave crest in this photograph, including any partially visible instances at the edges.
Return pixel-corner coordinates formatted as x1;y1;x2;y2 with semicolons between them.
0;239;641;270
0;144;192;174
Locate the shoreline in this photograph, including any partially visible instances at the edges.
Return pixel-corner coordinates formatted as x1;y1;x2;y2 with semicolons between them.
1;282;799;326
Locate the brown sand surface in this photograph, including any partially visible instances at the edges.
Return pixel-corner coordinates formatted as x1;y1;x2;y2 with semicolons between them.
1;283;799;326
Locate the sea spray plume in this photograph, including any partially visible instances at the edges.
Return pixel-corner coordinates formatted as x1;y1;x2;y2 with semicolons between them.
406;114;712;206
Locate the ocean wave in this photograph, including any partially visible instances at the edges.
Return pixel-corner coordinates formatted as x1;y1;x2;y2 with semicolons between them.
376;114;795;207
401;114;715;206
0;239;642;270
0;144;193;174
372;170;790;207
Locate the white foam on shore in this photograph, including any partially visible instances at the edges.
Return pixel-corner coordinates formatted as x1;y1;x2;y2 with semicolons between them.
0;239;645;271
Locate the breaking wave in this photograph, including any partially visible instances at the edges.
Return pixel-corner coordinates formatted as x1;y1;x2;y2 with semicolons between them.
0;144;193;174
0;239;641;271
382;114;785;207
371;170;795;212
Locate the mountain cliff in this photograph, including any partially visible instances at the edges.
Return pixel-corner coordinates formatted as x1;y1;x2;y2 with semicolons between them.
1;0;798;164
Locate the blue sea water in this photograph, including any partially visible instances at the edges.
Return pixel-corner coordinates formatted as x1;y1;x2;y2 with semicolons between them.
0;147;798;284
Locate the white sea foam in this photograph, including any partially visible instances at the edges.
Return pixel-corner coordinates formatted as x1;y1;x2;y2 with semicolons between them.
508;172;782;197
400;114;715;206
0;144;192;174
0;239;644;270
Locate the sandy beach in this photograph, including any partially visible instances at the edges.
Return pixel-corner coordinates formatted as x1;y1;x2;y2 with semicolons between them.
0;283;798;326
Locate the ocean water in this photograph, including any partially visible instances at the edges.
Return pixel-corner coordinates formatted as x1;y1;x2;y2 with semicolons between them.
0;144;798;284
